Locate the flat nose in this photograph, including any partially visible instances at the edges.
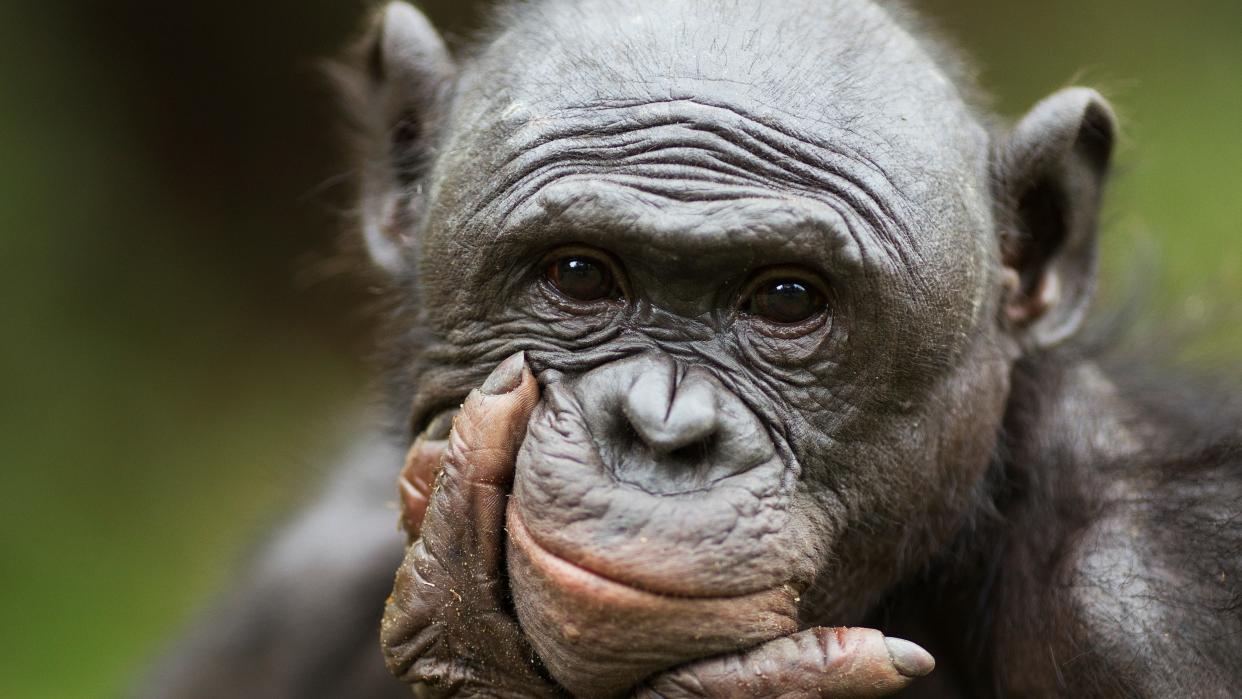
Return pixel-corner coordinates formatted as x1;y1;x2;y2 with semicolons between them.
570;352;774;494
622;361;719;455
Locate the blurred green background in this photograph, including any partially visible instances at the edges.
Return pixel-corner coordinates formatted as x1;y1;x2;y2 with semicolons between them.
1;1;1238;696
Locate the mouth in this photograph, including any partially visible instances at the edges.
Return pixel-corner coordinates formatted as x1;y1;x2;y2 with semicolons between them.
505;504;800;697
507;503;788;601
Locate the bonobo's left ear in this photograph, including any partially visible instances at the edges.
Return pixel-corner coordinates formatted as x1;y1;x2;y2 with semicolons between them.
994;87;1117;349
335;2;457;274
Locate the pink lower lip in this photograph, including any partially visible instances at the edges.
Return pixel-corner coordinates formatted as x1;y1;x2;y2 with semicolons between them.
506;504;798;605
505;503;803;696
506;504;675;603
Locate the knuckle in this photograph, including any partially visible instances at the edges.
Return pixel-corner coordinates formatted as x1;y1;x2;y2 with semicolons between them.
405;659;476;694
382;620;446;682
646;670;711;698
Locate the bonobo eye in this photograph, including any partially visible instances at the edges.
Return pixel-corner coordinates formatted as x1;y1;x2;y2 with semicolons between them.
742;269;830;326
544;248;622;303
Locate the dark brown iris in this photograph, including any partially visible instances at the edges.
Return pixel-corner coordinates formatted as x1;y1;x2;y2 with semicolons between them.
547;255;617;302
747;279;826;324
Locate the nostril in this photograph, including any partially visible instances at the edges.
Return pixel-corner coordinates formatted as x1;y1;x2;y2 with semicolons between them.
626;414;717;456
666;434;715;464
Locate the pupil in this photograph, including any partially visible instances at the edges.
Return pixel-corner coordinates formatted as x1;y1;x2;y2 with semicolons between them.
553;257;610;300
755;281;818;323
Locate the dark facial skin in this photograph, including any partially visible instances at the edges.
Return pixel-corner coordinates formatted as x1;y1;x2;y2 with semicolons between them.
340;1;1242;697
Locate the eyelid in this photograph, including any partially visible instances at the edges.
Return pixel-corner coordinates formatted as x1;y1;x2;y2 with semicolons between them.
737;266;830;308
539;244;631;300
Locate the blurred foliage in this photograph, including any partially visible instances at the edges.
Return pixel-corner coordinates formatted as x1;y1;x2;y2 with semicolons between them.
0;1;1238;697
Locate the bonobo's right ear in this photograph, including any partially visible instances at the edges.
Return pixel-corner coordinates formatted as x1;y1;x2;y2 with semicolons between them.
335;2;456;274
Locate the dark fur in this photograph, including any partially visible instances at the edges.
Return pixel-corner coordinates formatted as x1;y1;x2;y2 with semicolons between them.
875;352;1242;696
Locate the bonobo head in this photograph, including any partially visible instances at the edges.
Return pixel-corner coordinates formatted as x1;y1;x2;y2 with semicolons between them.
350;0;1115;694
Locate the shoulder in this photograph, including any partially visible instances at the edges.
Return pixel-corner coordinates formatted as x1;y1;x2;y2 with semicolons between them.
1061;440;1242;695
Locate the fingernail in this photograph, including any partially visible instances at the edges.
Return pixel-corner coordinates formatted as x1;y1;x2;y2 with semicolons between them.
481;352;526;395
885;637;935;677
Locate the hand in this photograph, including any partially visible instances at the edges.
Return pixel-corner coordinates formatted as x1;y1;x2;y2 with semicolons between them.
382;352;562;697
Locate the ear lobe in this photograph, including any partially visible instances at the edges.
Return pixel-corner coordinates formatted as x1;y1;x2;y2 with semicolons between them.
337;2;456;274
994;87;1117;349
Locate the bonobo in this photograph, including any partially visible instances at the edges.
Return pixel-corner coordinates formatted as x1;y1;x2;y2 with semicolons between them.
143;0;1242;697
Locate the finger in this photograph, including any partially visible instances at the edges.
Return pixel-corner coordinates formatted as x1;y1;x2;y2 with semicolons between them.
634;627;934;699
398;411;455;538
418;350;539;576
383;352;541;682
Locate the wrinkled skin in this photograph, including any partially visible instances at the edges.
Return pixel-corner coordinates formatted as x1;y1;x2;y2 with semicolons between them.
139;1;1242;697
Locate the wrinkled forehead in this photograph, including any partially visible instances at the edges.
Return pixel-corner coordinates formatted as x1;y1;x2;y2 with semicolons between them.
445;0;987;187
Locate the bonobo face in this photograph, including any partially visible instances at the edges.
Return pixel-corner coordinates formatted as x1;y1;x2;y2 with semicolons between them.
391;0;1015;690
